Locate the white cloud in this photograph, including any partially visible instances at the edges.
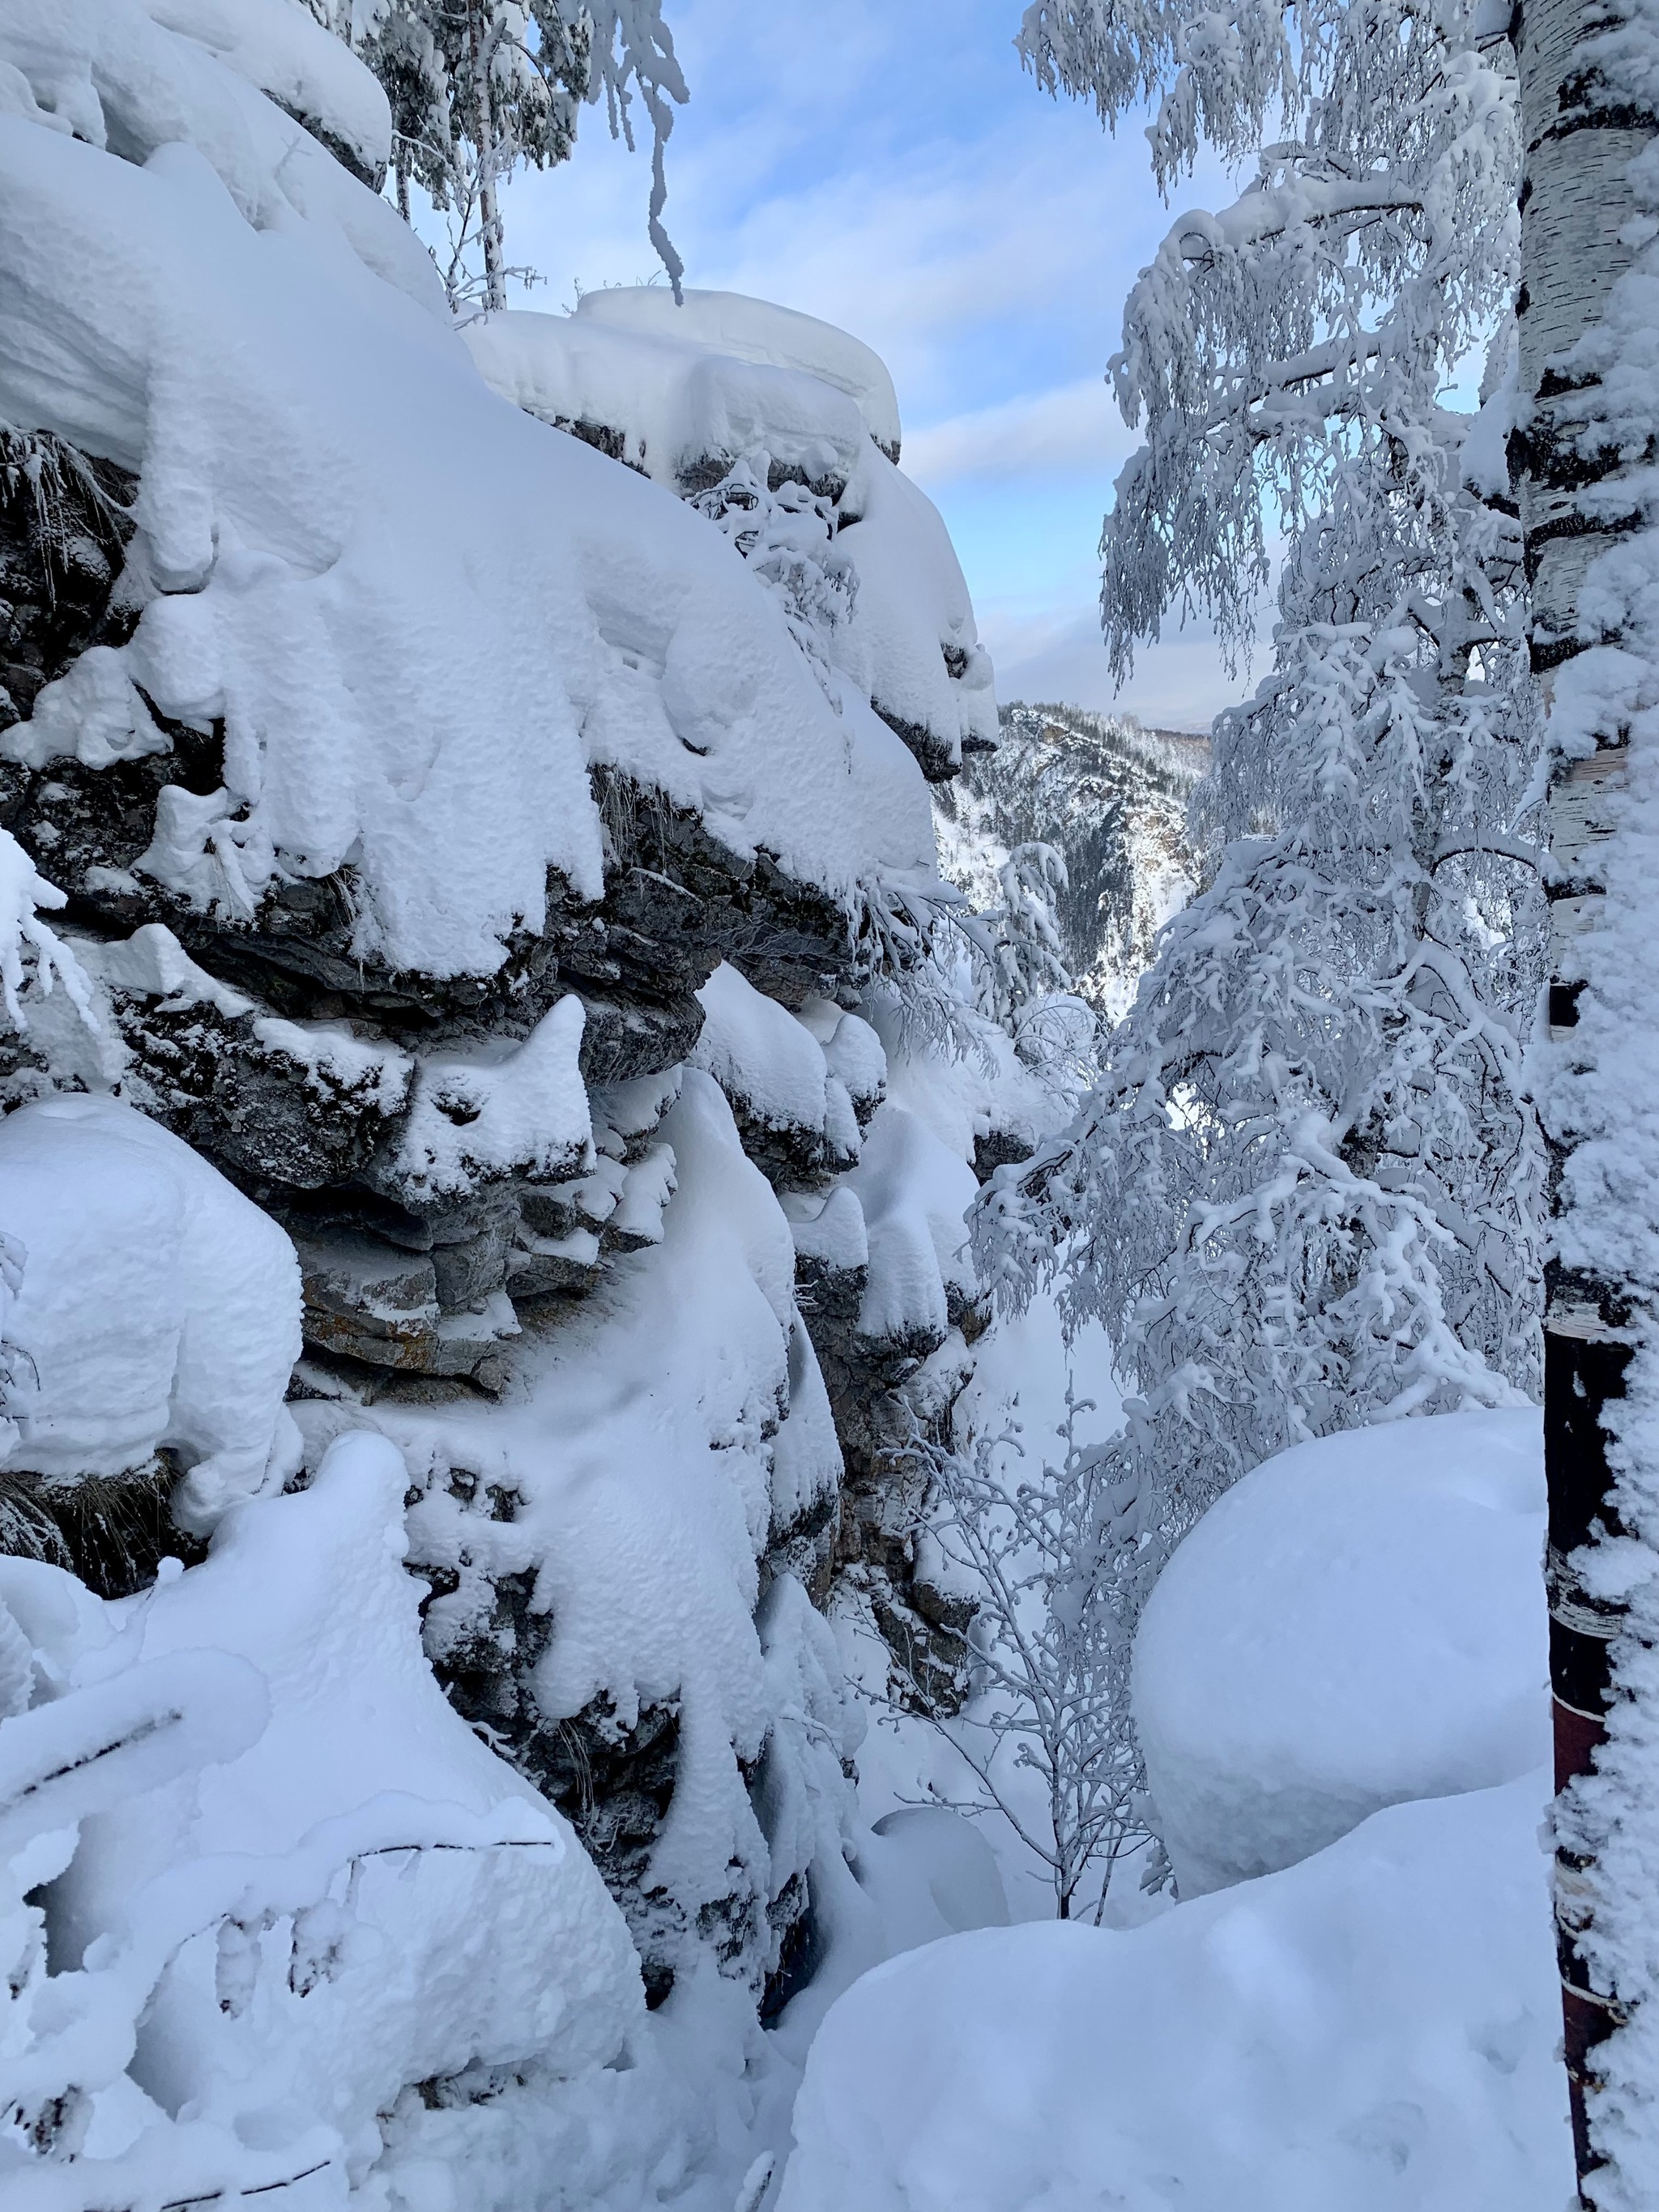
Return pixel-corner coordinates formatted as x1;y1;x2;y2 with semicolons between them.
985;603;1261;734
904;377;1127;487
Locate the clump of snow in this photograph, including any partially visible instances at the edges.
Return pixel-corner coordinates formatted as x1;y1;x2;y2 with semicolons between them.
1132;1407;1550;1897
693;964;839;1139
387;995;591;1204
777;1775;1574;2212
574;287;903;462
833;448;999;769
75;918;249;1018
0;1094;301;1525
0;823;93;1030
0;9;940;982
691;962;871;1168
844;1104;979;1346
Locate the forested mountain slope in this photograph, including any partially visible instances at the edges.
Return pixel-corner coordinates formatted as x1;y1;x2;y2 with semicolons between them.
934;702;1206;1018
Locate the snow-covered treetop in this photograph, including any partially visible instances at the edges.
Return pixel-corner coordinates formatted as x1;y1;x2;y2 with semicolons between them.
1023;0;1519;669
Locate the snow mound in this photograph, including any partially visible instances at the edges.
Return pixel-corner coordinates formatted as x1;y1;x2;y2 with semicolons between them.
0;1093;301;1527
1133;1408;1550;1896
778;1775;1574;2212
0;6;939;982
574;286;903;461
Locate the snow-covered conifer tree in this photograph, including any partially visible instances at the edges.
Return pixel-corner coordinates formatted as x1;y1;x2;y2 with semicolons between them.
981;0;1545;1741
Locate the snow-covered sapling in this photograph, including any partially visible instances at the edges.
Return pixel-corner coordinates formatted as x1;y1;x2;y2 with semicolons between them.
905;1396;1145;1922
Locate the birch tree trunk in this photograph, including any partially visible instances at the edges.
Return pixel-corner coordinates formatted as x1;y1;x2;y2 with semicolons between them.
1512;0;1659;2184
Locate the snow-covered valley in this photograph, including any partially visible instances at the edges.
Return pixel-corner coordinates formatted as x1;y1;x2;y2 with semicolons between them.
0;0;1616;2206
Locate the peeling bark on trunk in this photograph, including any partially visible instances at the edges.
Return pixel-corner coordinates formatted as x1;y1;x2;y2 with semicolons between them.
1512;0;1659;2184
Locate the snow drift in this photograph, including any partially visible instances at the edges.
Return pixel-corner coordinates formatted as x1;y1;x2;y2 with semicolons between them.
1133;1406;1550;1895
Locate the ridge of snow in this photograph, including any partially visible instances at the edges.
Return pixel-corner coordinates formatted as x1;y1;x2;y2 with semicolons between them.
464;309;870;492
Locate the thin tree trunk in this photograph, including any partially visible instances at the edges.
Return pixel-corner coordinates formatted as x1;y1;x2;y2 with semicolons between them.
463;0;506;314
1512;0;1657;2185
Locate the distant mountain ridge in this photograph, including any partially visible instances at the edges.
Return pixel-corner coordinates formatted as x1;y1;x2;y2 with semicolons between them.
934;701;1209;1018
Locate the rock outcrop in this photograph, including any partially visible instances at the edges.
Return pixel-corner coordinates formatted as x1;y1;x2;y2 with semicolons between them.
0;7;1047;2150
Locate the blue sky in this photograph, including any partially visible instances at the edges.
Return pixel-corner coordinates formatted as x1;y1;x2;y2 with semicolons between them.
499;0;1252;731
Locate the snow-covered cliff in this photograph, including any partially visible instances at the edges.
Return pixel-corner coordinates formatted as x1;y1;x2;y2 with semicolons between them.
0;5;1050;2204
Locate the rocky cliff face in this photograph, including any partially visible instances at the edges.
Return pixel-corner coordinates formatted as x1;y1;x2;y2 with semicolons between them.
935;701;1209;1021
0;26;1064;2187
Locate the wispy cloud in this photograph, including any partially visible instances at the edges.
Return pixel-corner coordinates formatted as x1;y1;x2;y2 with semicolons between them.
905;377;1128;487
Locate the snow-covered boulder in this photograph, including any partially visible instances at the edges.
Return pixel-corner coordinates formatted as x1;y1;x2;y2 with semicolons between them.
573;286;903;462
1;1430;641;2201
1132;1408;1550;1896
777;1776;1573;2212
465;289;996;783
0;1093;301;1533
0;11;938;987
